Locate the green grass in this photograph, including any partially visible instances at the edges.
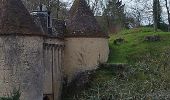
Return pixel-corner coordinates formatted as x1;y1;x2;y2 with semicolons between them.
108;27;170;63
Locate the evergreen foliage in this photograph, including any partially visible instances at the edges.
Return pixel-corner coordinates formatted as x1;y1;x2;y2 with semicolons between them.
103;0;125;31
0;89;20;100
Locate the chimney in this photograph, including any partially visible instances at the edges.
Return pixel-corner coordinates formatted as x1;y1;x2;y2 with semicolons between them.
47;11;52;34
39;4;43;11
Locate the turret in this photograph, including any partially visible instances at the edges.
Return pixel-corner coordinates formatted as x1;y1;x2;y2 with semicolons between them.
64;0;109;81
66;0;108;37
0;0;44;100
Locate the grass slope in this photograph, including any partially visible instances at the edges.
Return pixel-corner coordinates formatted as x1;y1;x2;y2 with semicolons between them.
108;27;170;63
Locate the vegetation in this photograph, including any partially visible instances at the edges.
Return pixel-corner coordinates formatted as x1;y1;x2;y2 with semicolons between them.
72;50;170;99
108;27;170;63
63;27;170;100
102;0;125;32
0;89;20;100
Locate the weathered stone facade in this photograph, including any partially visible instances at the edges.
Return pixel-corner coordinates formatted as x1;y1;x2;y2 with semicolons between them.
43;38;64;100
0;36;44;100
64;38;109;81
0;0;109;100
64;0;109;81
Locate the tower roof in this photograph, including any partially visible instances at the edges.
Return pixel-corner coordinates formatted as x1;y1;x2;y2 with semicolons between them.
0;0;44;36
66;0;108;37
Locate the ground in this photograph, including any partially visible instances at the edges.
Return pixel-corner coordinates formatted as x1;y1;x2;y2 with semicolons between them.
63;27;170;100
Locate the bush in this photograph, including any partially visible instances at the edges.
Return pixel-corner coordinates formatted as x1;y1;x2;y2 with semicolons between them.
0;89;20;100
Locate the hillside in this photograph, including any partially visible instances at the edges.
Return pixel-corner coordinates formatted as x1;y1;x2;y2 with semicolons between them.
63;27;170;100
108;27;170;63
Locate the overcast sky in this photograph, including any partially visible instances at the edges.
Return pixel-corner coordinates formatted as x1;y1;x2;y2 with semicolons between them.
60;0;128;4
60;0;168;25
60;0;133;10
60;0;129;10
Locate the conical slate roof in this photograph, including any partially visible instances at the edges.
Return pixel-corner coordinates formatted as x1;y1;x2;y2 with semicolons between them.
0;0;44;35
66;0;108;37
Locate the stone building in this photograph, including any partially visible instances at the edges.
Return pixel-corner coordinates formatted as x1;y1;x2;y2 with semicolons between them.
0;0;109;100
64;0;109;81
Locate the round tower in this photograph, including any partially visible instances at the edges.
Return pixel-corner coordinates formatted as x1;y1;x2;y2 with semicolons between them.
0;0;44;100
64;0;109;81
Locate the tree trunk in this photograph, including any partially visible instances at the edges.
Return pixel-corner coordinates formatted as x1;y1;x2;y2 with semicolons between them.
153;0;161;32
165;0;170;32
57;0;60;19
153;0;158;32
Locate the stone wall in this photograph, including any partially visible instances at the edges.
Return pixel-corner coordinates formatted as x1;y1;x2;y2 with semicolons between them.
63;38;109;81
43;38;64;100
0;35;108;100
0;36;44;100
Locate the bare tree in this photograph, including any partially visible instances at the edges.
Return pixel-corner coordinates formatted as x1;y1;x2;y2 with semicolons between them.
127;0;153;27
86;0;106;15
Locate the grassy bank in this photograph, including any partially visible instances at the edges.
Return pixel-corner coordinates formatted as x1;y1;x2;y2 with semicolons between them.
108;27;170;63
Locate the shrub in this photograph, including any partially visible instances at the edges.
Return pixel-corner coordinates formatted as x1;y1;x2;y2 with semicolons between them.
0;89;20;100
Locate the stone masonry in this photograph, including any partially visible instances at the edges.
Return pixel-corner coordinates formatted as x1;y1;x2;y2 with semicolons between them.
0;0;109;100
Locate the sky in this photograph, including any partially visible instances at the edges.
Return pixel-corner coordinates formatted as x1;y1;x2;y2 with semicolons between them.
60;0;132;10
61;0;128;4
60;0;169;25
